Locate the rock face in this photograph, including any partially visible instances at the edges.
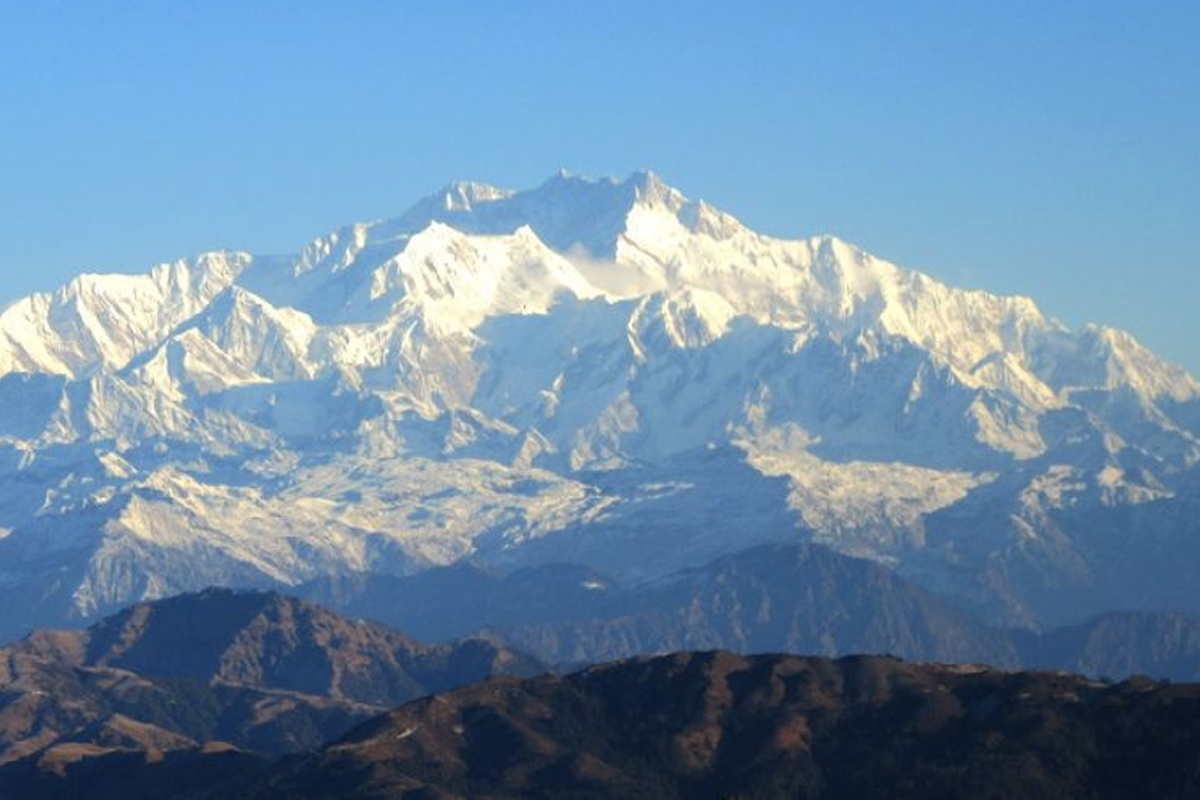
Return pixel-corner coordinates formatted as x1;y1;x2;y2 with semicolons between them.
0;171;1198;634
246;651;1200;799
0;589;542;766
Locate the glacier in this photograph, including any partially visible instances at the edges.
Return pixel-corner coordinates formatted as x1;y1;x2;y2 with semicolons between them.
0;170;1198;636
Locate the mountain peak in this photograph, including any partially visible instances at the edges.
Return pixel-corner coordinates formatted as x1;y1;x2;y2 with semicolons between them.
433;180;513;212
538;167;608;188
625;168;673;198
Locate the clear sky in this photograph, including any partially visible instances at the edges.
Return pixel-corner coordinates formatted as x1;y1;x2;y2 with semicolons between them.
1;1;1196;373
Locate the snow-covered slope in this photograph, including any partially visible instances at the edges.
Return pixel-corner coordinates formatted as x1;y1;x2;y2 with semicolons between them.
0;253;254;378
0;171;1198;635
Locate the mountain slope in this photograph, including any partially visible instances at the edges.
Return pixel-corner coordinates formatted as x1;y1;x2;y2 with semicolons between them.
248;651;1200;799
302;543;1019;668
301;541;1200;681
0;744;268;800
1020;611;1200;681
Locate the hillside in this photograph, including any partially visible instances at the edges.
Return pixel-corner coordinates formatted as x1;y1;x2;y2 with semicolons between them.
249;651;1200;799
0;589;542;767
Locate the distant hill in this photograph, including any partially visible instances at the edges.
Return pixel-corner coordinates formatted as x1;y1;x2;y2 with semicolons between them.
1017;610;1200;681
0;588;542;768
302;542;1200;680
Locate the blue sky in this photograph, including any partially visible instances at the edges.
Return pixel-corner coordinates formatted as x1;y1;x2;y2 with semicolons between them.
1;1;1197;373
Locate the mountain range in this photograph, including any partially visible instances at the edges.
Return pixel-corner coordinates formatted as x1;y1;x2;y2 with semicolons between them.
4;573;1197;787
0;542;1196;784
0;170;1198;638
299;541;1200;682
250;651;1200;799
8;648;1200;799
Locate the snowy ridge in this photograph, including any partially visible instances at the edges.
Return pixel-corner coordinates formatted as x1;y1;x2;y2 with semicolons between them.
0;252;253;378
0;171;1197;633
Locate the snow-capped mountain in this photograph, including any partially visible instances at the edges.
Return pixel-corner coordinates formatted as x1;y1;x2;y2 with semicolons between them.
1;170;1197;636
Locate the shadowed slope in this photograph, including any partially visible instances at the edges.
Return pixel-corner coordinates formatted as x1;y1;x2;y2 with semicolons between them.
252;650;1200;799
